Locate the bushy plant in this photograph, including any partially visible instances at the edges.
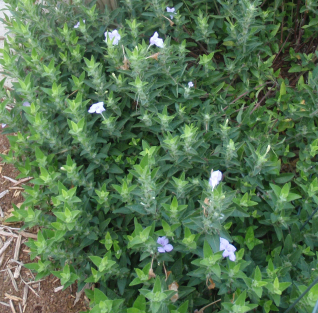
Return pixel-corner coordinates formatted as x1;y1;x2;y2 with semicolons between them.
1;0;318;312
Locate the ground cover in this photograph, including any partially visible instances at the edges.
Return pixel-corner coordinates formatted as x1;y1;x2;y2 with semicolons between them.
1;0;318;312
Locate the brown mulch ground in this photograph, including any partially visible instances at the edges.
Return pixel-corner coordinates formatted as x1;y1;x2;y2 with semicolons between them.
0;130;89;313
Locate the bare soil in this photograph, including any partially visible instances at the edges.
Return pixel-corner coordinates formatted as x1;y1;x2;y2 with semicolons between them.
0;130;89;313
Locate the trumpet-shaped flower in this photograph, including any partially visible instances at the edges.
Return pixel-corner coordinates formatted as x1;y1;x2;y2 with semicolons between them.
166;7;176;19
209;170;222;190
88;102;105;114
105;29;121;45
188;81;194;88
157;236;173;253
220;237;236;261
150;32;164;48
2;124;6;128
74;20;85;29
23;102;30;107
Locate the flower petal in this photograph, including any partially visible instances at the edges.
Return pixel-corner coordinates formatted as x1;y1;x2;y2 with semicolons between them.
220;237;229;251
164;244;173;252
229;252;236;261
158;247;166;253
226;243;236;253
157;236;165;245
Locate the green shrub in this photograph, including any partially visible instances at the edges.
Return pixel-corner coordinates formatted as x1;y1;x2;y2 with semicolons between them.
1;0;318;312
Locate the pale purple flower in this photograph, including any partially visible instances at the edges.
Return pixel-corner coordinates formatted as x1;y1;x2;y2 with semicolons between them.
74;20;85;29
209;170;222;190
23;102;30;107
150;32;164;48
166;7;176;19
88;102;105;114
2;124;6;128
188;81;194;88
157;236;173;253
220;237;236;261
105;29;121;45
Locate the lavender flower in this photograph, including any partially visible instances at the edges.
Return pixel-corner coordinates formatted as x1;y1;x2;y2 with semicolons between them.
88;102;105;114
2;124;6;128
209;170;222;190
220;237;236;261
157;236;173;253
23;102;30;107
188;81;194;88
166;7;176;19
105;29;121;45
150;32;164;48
74;20;85;29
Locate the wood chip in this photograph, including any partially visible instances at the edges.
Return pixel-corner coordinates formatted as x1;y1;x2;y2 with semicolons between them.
0;190;9;198
22;285;28;306
0;237;13;257
18;303;22;313
7;267;19;291
0;301;10;307
3;176;18;184
9;300;17;313
54;285;64;292
5;293;22;302
0;206;3;218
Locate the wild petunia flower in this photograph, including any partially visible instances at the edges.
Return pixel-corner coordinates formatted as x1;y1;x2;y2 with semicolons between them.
157;236;173;253
105;29;121;45
2;124;6;128
74;20;85;29
209;170;222;190
150;32;164;48
220;237;236;261
88;102;105;114
188;81;194;88
166;7;176;19
23;102;30;107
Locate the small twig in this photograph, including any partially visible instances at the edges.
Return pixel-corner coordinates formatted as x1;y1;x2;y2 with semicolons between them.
19;231;37;239
9;300;17;313
273;32;291;65
250;84;278;114
66;89;78;99
223;82;271;110
0;190;9;199
0;301;10;307
0;230;18;238
5;294;22;302
12;177;33;186
73;283;89;307
197;299;222;313
3;176;18;184
22;285;28;306
0;237;13;257
7;267;19;291
19;276;39;297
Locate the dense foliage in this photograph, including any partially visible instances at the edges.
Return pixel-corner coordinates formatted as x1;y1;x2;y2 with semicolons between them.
1;0;318;312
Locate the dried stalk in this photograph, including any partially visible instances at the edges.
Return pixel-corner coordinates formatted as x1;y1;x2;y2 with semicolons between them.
5;293;23;302
7;267;19;291
0;237;13;257
9;300;17;313
22;285;28;306
3;176;18;183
